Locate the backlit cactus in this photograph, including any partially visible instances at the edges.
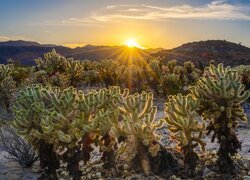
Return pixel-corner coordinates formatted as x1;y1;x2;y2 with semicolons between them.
66;59;84;87
164;94;206;171
234;65;250;90
34;50;84;88
110;91;164;175
35;49;68;75
12;85;125;179
191;63;250;173
0;64;16;112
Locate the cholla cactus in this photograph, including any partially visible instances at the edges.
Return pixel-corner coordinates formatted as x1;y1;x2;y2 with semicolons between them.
234;65;250;90
34;50;84;88
110;91;163;175
0;64;16;112
88;87;127;172
13;85;87;151
191;63;250;173
96;59;120;87
164;94;206;171
12;85;124;179
9;65;33;87
35;49;68;74
66;59;84;87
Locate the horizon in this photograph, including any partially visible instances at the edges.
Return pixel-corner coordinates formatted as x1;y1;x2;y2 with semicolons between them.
1;39;250;50
1;0;250;48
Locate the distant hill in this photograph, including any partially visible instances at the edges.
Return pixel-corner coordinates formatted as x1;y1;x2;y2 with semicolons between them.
153;40;250;67
0;40;41;47
0;41;157;65
0;40;250;67
0;41;70;65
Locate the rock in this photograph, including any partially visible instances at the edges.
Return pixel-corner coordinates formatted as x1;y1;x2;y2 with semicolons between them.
244;176;250;180
202;167;215;177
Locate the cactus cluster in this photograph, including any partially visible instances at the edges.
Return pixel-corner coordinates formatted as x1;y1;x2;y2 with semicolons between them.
0;64;16;112
12;84;167;177
159;60;201;96
8;55;249;178
7;60;34;87
12;85;130;178
110;91;164;175
34;50;84;88
164;94;206;171
191;63;250;173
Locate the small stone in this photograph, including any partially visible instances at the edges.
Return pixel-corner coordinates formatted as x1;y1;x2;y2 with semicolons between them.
243;176;250;180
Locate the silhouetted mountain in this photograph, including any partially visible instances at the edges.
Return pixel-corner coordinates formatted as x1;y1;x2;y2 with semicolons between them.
0;41;157;65
0;40;42;47
1;40;250;67
0;46;70;65
154;40;250;67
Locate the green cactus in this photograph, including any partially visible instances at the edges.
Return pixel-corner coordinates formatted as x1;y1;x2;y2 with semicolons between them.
66;59;84;87
191;63;250;174
12;85;125;179
234;65;250;90
164;94;206;172
7;63;33;87
110;91;164;175
34;50;84;88
0;64;16;113
96;59;120;87
160;60;201;96
35;49;68;75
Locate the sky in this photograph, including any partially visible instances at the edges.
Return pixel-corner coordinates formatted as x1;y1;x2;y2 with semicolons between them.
1;0;250;48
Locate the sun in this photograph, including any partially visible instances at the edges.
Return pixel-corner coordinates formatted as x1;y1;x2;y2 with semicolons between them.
124;38;144;49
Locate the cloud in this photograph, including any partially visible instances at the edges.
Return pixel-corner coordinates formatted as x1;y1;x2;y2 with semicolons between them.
30;1;250;27
91;1;250;21
0;35;32;41
29;18;102;27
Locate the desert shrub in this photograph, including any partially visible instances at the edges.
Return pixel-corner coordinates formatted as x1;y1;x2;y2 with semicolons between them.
191;63;250;173
164;94;206;174
0;64;16;113
0;125;38;168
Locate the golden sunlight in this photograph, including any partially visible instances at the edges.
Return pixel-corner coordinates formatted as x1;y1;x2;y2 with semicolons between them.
124;38;144;49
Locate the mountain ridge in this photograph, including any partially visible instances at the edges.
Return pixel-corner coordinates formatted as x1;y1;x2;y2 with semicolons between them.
0;40;249;67
153;40;250;67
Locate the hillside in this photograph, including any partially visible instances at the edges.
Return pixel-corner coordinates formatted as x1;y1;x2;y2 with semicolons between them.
0;40;250;67
154;40;250;67
0;41;155;65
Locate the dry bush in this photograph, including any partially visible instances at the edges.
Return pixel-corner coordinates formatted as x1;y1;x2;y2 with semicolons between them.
0;125;38;168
